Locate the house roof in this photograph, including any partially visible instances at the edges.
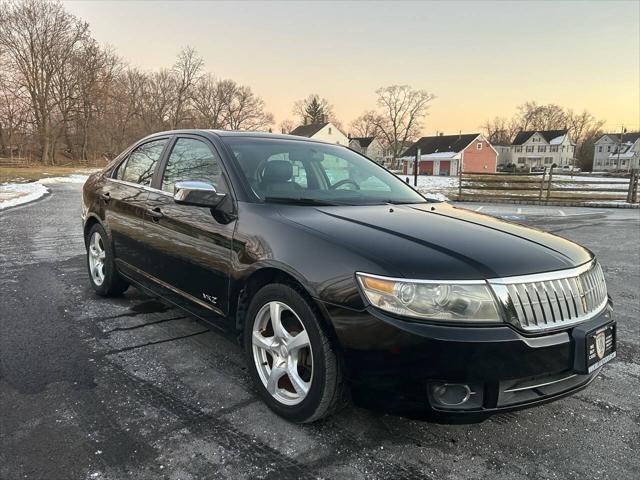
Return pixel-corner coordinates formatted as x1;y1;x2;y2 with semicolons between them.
401;133;480;158
511;129;568;145
600;132;640;144
350;136;375;148
289;123;329;138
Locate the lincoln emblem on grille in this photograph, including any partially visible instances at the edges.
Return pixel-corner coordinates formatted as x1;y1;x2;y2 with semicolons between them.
595;332;606;359
580;292;588;312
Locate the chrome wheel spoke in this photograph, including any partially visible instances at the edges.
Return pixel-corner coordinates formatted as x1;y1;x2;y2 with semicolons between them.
266;365;286;394
287;363;310;396
286;330;309;352
252;331;277;352
92;233;101;251
270;302;289;340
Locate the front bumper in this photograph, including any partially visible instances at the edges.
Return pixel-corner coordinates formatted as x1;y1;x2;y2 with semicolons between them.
321;301;614;421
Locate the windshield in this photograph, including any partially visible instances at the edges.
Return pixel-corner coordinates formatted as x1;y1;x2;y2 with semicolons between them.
222;137;427;205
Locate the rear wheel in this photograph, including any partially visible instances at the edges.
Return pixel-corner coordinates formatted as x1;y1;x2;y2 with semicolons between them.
244;283;347;423
86;223;129;296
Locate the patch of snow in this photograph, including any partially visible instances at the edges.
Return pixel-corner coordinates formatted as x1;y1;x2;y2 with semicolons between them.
422;192;449;202
399;151;457;161
38;174;89;185
396;174;457;201
397;174;458;189
553;175;629;184
0;174;88;210
0;182;49;210
550;135;565;145
420;151;456;160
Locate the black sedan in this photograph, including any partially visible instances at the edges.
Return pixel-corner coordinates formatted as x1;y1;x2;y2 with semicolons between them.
82;130;616;422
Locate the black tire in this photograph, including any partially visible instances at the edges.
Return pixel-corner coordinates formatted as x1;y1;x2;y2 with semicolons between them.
85;223;129;296
243;283;348;423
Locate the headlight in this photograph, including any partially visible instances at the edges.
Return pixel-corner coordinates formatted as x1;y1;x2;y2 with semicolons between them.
356;273;501;323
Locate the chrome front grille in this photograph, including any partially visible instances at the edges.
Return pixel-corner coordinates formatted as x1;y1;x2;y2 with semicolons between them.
489;261;608;332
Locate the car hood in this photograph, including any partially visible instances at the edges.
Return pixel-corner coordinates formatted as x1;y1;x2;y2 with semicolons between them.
277;202;593;280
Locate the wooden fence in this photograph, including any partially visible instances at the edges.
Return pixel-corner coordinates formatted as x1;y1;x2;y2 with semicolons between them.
0;157;30;168
457;168;639;204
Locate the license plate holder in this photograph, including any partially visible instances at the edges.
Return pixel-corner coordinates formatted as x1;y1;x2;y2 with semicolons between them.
572;322;616;374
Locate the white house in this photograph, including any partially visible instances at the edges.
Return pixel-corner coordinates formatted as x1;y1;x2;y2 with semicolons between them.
289;122;348;145
494;144;513;166
510;129;575;169
349;136;384;163
593;132;640;171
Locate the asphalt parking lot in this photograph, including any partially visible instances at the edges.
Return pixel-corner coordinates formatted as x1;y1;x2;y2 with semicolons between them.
1;183;639;480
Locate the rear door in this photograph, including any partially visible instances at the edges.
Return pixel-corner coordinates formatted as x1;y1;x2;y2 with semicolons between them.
142;136;236;323
104;137;169;272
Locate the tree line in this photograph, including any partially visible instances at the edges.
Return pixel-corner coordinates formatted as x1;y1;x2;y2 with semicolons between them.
0;0;274;164
481;102;605;169
1;0;605;169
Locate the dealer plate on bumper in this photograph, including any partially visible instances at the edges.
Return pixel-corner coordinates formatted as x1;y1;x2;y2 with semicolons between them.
572;320;616;374
585;324;616;373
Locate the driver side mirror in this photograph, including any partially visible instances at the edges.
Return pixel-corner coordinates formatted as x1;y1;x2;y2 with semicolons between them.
174;181;225;208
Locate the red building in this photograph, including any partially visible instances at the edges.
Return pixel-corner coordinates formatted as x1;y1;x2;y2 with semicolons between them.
400;133;497;176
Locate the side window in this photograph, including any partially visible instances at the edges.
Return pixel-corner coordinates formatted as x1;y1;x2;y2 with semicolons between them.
161;138;228;194
120;139;167;186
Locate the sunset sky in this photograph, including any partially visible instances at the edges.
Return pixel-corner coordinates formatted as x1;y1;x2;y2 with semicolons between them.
64;0;639;136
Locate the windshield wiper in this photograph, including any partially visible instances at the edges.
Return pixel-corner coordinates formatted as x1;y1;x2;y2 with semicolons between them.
263;196;345;206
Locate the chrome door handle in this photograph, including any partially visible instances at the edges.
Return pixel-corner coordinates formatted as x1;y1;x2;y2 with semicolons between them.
147;207;163;221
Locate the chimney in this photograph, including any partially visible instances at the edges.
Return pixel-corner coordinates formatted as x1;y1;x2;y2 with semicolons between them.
439;132;444;137
303;116;308;126
348;133;351;140
321;114;327;124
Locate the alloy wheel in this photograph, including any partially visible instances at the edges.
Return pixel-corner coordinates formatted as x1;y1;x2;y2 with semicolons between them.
251;301;313;405
88;231;106;286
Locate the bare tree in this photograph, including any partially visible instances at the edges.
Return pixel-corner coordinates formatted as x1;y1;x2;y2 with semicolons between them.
279;119;294;134
349;111;380;137
224;82;273;131
516;101;567;131
0;0;90;163
371;85;435;165
480;116;519;145
0;70;30;158
170;46;203;129
566;109;605;169
192;75;234;129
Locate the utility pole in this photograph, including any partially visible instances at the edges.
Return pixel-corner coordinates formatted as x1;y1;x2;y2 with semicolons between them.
414;148;420;187
617;126;625;171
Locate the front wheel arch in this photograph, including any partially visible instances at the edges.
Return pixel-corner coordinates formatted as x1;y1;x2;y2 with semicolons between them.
234;267;337;344
83;214;104;247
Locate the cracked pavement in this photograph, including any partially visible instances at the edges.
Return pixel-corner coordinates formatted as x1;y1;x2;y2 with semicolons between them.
1;184;638;479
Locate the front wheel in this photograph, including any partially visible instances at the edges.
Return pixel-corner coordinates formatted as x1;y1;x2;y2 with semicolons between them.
86;223;129;296
244;284;347;423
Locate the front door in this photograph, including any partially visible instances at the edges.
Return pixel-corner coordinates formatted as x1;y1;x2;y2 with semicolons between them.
104;137;169;272
142;136;236;324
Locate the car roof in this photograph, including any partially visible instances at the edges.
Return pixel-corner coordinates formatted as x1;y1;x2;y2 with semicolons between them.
144;128;341;146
